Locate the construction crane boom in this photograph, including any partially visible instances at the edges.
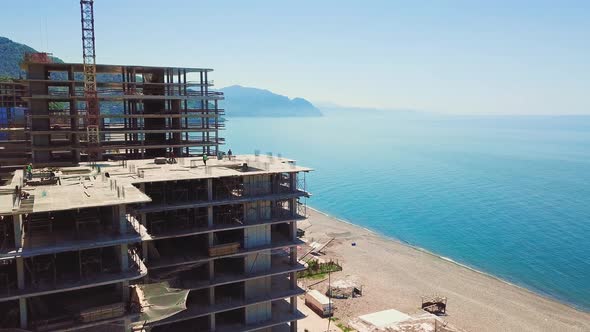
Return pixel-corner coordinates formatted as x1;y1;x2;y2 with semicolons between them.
80;0;100;161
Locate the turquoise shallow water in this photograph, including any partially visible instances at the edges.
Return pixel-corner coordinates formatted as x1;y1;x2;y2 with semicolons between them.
222;111;590;311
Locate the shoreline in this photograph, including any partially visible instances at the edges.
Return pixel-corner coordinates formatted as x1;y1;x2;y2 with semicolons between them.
299;207;590;332
307;206;588;314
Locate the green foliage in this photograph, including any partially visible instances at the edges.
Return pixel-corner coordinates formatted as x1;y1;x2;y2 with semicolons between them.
336;323;354;332
297;259;342;279
0;36;64;79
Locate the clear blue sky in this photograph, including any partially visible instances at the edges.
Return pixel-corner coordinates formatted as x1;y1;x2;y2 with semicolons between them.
1;0;589;115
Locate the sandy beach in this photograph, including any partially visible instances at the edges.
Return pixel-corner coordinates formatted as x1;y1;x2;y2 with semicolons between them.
297;208;590;332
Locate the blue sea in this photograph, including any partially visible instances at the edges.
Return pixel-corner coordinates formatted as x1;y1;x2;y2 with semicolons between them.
223;110;590;312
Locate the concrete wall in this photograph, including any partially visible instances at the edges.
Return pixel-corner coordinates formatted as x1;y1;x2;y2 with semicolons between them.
244;224;271;249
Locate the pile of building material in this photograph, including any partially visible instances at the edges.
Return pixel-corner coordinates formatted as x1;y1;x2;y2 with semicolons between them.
327;278;362;299
208;242;240;257
349;309;465;332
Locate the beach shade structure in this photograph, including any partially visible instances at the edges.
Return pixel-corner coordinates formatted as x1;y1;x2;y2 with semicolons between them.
327;279;363;299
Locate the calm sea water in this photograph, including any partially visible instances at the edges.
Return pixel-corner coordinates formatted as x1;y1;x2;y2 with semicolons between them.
223;110;590;311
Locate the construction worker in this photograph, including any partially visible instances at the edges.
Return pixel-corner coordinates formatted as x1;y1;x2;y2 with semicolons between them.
26;163;33;180
202;153;208;166
228;149;233;161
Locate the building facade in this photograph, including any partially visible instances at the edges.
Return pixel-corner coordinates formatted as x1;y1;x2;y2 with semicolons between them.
21;62;224;165
0;155;310;331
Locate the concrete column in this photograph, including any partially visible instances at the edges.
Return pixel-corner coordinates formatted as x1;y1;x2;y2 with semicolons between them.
290;221;297;241
208;206;213;227
142;242;149;263
121;281;130;302
290;198;297;217
210;313;216;331
290;271;297;290
207;178;213;201
118;204;127;234
290;319;297;332
123;317;132;332
290;295;297;313
290;247;297;266
290;173;297;191
209;260;215;281
16;257;25;289
13;214;23;248
209;287;215;305
208;233;215;248
120;244;129;272
19;298;27;329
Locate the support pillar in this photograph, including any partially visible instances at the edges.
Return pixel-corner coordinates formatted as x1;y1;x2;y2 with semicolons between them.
142;241;149;263
13;214;23;248
290;271;297;290
121;281;130;302
209;287;215;305
290;295;297;313
207;178;213;201
118;204;127;234
207;206;213;227
290;247;297;266
123;317;132;332
19;298;27;329
120;244;129;271
16;257;25;289
210;313;216;332
290;319;297;332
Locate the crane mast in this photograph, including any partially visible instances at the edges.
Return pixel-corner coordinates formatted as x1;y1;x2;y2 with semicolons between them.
80;0;100;161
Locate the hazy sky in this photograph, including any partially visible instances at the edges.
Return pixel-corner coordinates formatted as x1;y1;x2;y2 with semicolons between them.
1;0;589;115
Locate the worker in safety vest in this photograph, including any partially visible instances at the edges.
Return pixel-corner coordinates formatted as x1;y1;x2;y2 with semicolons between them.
202;154;208;166
26;163;33;180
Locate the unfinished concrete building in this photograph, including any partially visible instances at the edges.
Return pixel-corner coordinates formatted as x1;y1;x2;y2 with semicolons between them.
0;81;29;180
0;155;310;331
20;61;224;165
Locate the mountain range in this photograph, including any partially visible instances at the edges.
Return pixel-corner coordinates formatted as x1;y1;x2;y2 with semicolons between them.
0;36;321;117
220;85;321;117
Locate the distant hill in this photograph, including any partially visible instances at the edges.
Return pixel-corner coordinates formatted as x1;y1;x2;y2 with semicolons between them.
220;85;322;117
0;36;63;79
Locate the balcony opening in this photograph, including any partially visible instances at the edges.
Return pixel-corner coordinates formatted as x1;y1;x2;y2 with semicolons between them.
28;284;125;331
0;216;16;251
271;223;292;245
216;307;246;329
144;179;208;205
23;246;125;290
150;234;208;262
0;299;20;328
213;204;243;227
145;207;207;235
23;206;131;249
214;257;244;279
186;288;209;308
150;315;209;332
0;259;17;296
215;282;245;305
213;177;243;200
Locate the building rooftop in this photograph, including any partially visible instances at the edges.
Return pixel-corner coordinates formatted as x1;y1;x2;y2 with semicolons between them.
0;155;312;215
24;62;214;73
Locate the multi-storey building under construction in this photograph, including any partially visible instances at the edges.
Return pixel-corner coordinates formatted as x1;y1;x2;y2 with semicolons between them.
0;156;310;331
0;59;311;332
1;60;224;170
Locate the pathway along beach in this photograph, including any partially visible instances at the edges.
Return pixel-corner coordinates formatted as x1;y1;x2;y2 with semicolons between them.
297;208;590;332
